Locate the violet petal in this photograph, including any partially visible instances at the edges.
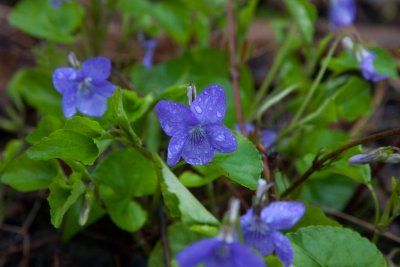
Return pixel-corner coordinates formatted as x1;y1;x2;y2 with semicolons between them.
167;130;188;166
190;85;226;124
181;135;214;165
52;67;80;94
81;57;112;81
271;231;293;267
261;201;305;230
155;100;198;137
176;238;221;267
205;124;237;153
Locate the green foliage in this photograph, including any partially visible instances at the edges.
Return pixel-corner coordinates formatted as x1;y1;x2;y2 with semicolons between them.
48;172;86;228
289;226;387;267
210;133;263;190
7;68;62;115
157;156;219;235
8;0;84;43
291;203;341;232
1;153;59;192
283;0;317;43
93;148;158;197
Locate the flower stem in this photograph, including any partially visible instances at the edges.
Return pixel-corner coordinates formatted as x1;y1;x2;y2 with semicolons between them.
251;26;296;116
287;34;343;130
281;128;400;198
226;0;245;134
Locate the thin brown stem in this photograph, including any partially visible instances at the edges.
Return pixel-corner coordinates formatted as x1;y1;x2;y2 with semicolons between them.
226;0;245;134
281;128;400;198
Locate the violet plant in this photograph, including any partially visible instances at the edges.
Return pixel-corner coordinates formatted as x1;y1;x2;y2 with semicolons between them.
1;0;399;266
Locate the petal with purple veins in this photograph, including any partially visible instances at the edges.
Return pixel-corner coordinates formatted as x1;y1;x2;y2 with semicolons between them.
76;90;108;117
205;124;237;153
167;130;188;166
240;209;274;256
190;85;226;124
181;135;214;166
155;100;198;137
53;67;80;94
271;231;293;267
176;238;222;267
261;201;305;230
81;57;112;81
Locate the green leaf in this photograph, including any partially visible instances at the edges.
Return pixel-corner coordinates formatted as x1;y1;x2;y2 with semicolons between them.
179;171;219;188
157;156;219;233
148;222;204;267
0;139;24;172
1;153;59;192
289;226;387;267
335;77;372;121
283;0;317;43
27;129;99;165
327;51;359;74
61;198;106;241
210;133;262;190
6;68;62;116
291;203;341;232
48;172;86;228
122;90;153;123
370;47;398;79
152;2;191;44
64;116;106;138
8;0;84;43
93;148;158;197
99;185;147;232
26;115;64;144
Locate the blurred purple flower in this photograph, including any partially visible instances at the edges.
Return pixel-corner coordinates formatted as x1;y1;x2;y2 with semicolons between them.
358;50;387;82
50;0;70;8
156;85;237;166
329;0;356;28
52;57;117;118
240;201;305;267
176;237;266;267
141;39;157;68
235;123;277;149
349;147;400;164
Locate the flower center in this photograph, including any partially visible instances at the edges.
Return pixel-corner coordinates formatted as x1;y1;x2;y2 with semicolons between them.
189;125;206;144
78;77;93;95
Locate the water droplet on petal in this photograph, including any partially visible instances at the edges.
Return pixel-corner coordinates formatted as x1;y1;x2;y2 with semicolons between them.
57;72;64;79
195;106;202;113
216;134;225;142
216;112;222;118
165;124;172;133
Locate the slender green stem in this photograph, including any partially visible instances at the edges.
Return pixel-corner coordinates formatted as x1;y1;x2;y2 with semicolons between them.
251;26;296;118
288;34;344;129
368;186;380;227
206;183;217;216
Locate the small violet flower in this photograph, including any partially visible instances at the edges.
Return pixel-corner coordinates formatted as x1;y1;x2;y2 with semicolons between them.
329;0;356;28
357;49;387;82
155;85;237;166
235;123;277;149
176;236;266;267
349;146;400;165
52;57;117;118
141;39;157;68
240;201;305;267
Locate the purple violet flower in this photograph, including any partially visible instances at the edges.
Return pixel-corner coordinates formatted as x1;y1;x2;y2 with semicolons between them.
176;237;266;267
141;39;157;68
235;123;277;149
329;0;356;28
240;201;305;267
52;57;117;118
349;147;400;164
155;85;237;166
357;50;387;82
